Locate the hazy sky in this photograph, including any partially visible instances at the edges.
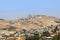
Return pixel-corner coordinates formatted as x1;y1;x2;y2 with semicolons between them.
0;0;60;20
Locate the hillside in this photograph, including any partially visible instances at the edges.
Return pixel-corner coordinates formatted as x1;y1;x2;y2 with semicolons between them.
0;15;59;31
10;15;58;30
0;20;9;28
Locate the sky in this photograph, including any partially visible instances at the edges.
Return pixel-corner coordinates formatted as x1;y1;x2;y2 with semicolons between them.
0;0;60;20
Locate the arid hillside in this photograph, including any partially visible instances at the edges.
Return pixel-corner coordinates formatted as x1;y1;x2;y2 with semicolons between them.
0;15;59;31
0;19;9;28
0;15;60;36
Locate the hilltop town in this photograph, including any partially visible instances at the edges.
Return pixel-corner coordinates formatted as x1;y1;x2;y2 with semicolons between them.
0;15;60;40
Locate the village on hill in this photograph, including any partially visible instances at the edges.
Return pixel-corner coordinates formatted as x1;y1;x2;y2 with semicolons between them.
0;15;60;40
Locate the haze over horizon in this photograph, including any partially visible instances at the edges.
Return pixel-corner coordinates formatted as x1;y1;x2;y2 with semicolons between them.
0;0;60;20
